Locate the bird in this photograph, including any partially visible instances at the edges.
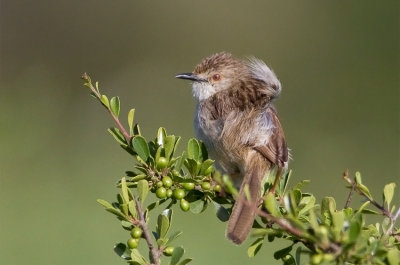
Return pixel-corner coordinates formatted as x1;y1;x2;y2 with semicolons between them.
176;52;288;245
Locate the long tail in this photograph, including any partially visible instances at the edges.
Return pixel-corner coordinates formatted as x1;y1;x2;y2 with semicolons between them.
226;162;265;244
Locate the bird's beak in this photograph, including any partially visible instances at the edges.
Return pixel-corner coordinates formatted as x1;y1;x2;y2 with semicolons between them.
175;73;206;82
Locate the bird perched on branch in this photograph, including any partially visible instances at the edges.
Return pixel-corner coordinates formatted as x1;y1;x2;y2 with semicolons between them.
176;52;289;244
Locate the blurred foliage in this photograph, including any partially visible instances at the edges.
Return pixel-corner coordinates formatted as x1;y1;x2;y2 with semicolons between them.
84;74;399;265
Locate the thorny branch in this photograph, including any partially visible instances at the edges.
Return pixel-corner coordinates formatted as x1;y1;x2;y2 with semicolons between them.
134;197;162;265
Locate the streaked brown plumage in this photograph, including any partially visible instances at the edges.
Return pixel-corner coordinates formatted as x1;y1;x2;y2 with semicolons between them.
176;52;288;244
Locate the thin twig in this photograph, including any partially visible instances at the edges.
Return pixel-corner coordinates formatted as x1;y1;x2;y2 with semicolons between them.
344;182;356;209
108;109;132;143
82;73;132;144
257;209;303;237
134;197;161;265
256;208;342;255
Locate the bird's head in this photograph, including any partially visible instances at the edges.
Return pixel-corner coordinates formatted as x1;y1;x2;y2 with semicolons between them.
176;52;281;102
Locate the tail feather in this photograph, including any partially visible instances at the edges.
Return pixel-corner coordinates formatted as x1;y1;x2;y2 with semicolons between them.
226;165;263;244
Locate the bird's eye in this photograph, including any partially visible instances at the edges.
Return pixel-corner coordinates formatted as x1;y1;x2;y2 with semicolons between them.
211;74;221;81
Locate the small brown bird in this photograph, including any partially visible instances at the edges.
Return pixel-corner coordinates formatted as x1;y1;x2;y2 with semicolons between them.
176;52;288;244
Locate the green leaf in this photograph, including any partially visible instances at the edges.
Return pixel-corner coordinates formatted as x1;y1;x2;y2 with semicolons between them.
164;135;176;160
357;201;371;214
97;199;113;209
281;170;292;194
222;174;238;196
284;190;301;216
199;141;208;160
293;179;311;190
383;182;396;209
133;124;141;135
213;202;230;222
108;127;127;146
357;182;373;199
251;228;280;237
121;177;130;203
128;200;138;218
273;245;293;260
200;159;214;175
190;200;205;214
100;94;110;108
129;174;147;182
387;248;400;265
247;237;264;258
168;231;183;244
295;246;302;265
177;258;192;265
331;210;345;231
321;197;336;214
121;220;133;230
157;238;168;247
174;155;185;172
157;214;170;239
298;195;316;216
348;220;361;243
137;180;149;203
184;158;200;176
331;210;345;240
113;243;130;260
187;138;200;160
354;171;362;184
128;109;135;136
263;193;280;217
170;246;184;265
110;96;120;117
130;249;147;265
132;136;150;161
157;127;167;147
106;207;128;220
157;209;172;239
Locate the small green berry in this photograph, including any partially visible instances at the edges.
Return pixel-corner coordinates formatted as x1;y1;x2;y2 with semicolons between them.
201;181;211;191
162;176;173;188
180;199;190;212
182;182;195;191
156;187;167;199
156;181;163;188
311;254;322;265
173;188;185;199
172;170;180;177
166;189;173;198
213;184;221;192
156;157;168;169
163;246;174;256
127;238;139;249
130;227;143;239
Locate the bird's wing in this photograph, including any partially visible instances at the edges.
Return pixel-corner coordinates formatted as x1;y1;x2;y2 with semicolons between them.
253;107;288;168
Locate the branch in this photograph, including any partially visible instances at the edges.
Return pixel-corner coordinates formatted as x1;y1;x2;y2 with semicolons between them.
256;208;342;255
134;196;161;265
108;108;131;144
81;72;131;144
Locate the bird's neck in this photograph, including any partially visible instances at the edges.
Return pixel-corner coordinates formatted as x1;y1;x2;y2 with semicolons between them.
198;83;272;120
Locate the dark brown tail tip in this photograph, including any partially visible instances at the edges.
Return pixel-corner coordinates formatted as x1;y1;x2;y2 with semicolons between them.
227;232;245;245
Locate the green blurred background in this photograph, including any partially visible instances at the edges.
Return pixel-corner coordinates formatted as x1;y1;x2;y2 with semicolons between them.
1;1;399;264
